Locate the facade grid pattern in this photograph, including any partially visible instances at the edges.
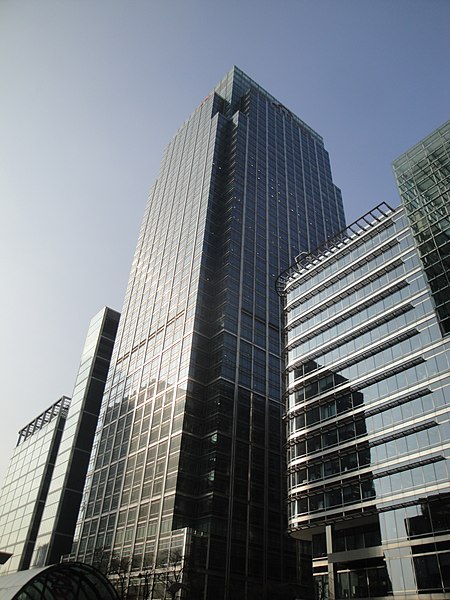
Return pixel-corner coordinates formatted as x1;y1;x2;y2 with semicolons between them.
0;397;70;574
69;67;345;600
393;120;450;335
31;307;120;568
282;205;450;599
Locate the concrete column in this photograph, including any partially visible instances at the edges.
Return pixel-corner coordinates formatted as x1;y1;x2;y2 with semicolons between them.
325;525;335;600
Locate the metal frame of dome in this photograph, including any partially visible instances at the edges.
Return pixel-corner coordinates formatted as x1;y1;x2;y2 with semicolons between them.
0;562;120;600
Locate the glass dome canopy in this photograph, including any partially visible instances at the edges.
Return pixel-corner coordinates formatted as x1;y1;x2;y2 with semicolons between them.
0;562;119;600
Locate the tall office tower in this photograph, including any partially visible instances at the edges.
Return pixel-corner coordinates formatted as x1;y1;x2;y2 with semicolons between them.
0;307;119;575
0;396;71;574
280;201;450;599
32;307;120;567
70;67;345;600
393;120;450;335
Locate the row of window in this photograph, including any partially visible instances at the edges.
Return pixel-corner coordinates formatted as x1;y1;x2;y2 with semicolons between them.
286;213;404;303
287;391;437;440
288;420;444;464
289;460;449;518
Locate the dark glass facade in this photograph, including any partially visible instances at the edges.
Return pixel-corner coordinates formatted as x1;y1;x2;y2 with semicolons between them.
70;67;345;600
282;203;450;598
393;120;450;335
32;307;120;567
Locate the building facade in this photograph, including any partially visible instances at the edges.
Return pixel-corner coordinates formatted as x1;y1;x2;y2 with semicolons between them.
281;201;450;598
32;306;120;567
393;120;450;335
0;307;119;575
69;67;345;600
0;396;71;574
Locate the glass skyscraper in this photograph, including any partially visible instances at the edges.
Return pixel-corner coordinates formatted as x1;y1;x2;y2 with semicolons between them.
0;396;70;575
281;200;450;598
32;307;120;568
70;66;345;600
393;120;450;335
0;307;119;576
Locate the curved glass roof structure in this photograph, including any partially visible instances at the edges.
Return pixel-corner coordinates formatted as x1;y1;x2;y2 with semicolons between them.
0;562;119;600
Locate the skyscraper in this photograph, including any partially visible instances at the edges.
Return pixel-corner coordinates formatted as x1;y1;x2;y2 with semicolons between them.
0;307;119;576
70;67;345;600
32;307;120;567
0;396;70;575
393;119;450;335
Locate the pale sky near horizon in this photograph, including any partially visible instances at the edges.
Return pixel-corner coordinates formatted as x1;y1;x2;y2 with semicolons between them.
0;0;449;483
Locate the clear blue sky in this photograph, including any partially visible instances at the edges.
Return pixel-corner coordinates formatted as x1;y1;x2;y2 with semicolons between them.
0;0;448;481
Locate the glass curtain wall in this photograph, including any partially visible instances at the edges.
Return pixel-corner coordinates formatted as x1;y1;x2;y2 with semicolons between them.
71;67;345;600
393;120;450;335
282;205;450;599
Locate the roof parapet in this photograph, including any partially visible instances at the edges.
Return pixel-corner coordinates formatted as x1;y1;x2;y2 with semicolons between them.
276;202;395;296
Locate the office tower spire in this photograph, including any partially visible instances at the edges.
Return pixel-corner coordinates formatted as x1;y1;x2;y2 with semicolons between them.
71;67;345;600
